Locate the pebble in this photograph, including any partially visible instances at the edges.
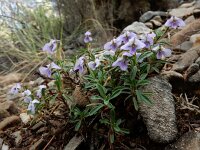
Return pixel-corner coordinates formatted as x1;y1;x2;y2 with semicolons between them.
165;131;200;150
19;113;32;124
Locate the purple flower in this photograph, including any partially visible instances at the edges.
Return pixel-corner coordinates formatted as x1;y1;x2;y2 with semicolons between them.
36;85;46;98
74;56;84;73
39;62;61;77
121;37;145;54
112;57;128;71
42;39;57;54
9;83;21;95
104;38;121;52
22;90;31;97
152;45;172;59
142;32;156;48
165;16;185;29
39;66;52;78
27;99;40;114
88;59;100;70
84;31;93;43
117;31;137;44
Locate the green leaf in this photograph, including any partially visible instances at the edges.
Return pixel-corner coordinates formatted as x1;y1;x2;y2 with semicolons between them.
130;66;137;79
132;97;139;111
109;89;122;101
100;118;110;125
136;90;152;105
96;84;107;98
75;120;82;131
138;51;153;61
88;104;104;116
109;133;115;144
140;73;148;80
136;79;149;87
90;95;104;101
152;66;160;73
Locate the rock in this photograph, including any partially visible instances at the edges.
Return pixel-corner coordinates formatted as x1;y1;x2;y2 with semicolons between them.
19;113;32;124
179;1;195;8
150;19;162;27
188;70;200;83
194;9;200;18
139;11;168;23
144;22;153;29
0;138;3;149
169;7;195;18
1;143;9;150
64;135;83;150
29;138;46;150
171;19;200;47
0;101;19;114
165;131;200;150
161;71;184;91
172;47;200;72
195;57;200;65
152;15;163;23
0;116;20;130
190;34;200;47
184;15;195;25
123;21;152;35
175;41;193;52
0;109;10;121
139;76;178;143
12;131;22;145
185;63;199;79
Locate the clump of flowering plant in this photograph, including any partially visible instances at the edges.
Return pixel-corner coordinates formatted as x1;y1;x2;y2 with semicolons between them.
9;16;184;148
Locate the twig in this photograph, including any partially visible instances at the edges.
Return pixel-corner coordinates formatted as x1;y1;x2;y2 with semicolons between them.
42;135;55;150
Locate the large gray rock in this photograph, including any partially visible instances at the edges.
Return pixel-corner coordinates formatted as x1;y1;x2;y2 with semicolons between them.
139;11;168;23
165;131;200;150
139;76;178;143
123;21;151;35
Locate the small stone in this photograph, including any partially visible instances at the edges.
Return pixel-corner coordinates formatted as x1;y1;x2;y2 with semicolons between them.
12;131;22;145
123;21;152;35
150;19;162;27
190;34;200;47
165;131;200;150
169;7;195;18
139;11;168;23
144;22;153;29
184;15;195;25
194;9;200;18
1;143;9;150
139;76;178;143
19;113;32;124
175;41;193;52
172;47;200;72
195;57;200;65
188;70;200;83
152;15;163;23
0;101;19;114
185;63;199;79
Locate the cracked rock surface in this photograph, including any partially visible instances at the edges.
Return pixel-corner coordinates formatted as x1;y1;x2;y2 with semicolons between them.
139;76;178;143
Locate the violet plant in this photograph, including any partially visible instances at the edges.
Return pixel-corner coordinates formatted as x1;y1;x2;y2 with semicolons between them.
9;16;185;147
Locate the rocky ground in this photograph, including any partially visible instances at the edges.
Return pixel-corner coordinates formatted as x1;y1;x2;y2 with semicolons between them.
0;1;200;150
